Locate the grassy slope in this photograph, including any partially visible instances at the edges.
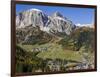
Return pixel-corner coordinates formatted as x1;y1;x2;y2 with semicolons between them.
18;43;84;62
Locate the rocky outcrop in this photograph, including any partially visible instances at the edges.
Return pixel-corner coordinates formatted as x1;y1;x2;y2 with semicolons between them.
16;8;76;35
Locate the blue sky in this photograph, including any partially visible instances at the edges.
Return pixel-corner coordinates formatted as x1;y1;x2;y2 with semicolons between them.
16;4;95;24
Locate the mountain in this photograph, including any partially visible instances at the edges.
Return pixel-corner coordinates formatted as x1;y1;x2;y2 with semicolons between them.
16;25;53;44
58;26;95;52
16;8;76;35
76;23;94;28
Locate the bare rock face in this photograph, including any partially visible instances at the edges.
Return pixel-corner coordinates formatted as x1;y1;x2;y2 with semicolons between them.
16;8;76;35
16;9;48;29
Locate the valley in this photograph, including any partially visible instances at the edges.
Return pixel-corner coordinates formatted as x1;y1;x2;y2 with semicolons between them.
16;8;95;73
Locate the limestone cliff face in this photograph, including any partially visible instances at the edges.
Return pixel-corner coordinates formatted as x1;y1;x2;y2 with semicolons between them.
16;8;76;35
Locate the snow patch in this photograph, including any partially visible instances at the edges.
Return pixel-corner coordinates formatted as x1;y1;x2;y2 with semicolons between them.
28;8;42;12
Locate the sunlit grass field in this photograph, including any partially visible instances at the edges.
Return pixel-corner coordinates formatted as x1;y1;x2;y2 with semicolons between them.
18;43;86;62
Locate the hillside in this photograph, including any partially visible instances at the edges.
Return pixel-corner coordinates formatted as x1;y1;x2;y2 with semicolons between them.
16;8;95;73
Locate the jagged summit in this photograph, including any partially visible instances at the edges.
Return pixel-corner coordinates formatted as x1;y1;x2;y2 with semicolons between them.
52;11;63;18
16;8;75;35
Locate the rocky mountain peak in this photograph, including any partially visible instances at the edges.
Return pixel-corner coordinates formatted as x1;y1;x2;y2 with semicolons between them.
52;11;63;18
16;8;76;35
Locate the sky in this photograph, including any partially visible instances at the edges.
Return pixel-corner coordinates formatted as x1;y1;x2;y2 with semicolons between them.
16;4;95;25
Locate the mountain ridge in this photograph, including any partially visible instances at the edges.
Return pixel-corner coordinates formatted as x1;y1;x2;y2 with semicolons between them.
16;8;76;35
